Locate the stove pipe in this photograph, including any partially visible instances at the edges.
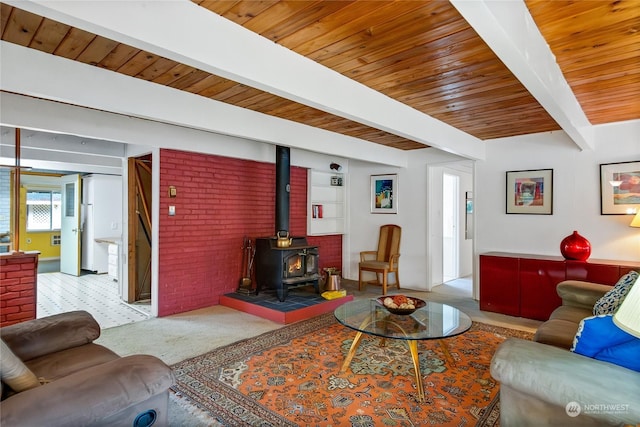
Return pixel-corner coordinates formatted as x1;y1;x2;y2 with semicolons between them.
275;146;290;233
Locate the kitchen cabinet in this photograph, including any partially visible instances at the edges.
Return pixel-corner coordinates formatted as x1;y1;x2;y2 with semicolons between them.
480;252;640;320
307;170;345;235
108;242;119;281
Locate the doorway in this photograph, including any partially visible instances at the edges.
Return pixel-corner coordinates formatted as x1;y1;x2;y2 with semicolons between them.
127;155;153;304
427;162;474;297
3;127;150;326
23;171;149;328
443;173;459;283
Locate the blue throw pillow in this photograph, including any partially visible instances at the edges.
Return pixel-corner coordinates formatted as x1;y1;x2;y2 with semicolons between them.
571;314;640;372
593;271;639;315
597;340;640;371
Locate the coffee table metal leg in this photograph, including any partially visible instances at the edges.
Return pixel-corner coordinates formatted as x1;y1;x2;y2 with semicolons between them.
407;340;424;402
438;339;456;367
340;331;365;373
341;333;424;402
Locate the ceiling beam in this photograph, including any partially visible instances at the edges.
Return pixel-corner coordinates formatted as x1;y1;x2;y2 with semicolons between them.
4;0;485;160
0;43;409;167
0;127;124;175
451;0;594;151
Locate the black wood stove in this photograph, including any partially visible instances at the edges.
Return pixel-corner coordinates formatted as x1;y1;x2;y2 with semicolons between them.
255;237;319;301
253;146;320;301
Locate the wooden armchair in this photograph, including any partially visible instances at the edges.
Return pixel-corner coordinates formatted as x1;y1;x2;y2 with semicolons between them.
358;224;401;295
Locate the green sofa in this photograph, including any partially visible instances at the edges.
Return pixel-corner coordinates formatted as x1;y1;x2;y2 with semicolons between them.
491;280;640;426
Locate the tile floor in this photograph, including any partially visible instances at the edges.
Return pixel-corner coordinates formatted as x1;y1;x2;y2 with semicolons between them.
37;272;150;329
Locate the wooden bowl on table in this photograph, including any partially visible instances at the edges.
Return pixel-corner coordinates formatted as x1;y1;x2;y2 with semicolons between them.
377;295;426;315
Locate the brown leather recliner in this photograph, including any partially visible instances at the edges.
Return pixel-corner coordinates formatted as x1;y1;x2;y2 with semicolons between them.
1;310;175;426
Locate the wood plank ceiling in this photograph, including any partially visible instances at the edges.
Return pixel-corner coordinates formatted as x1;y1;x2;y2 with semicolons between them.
1;1;638;151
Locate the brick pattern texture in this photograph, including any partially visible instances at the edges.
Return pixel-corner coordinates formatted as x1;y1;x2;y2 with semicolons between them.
1;253;38;327
159;149;342;316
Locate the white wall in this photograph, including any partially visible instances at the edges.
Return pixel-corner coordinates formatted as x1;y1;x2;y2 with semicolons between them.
345;121;639;294
345;149;467;290
475;122;640;262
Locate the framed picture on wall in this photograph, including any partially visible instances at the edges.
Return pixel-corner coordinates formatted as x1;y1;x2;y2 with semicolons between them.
371;174;397;214
600;161;640;214
506;169;553;214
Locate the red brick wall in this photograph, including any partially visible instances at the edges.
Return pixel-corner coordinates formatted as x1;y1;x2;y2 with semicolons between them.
158;149;342;316
0;252;38;327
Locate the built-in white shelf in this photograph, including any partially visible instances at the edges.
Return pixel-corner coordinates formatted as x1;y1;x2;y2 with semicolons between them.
307;170;345;235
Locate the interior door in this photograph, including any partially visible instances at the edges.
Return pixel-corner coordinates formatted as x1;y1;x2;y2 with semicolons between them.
60;174;81;276
128;156;152;302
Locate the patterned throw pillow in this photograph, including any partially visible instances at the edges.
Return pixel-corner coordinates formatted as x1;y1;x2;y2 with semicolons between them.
593;271;639;315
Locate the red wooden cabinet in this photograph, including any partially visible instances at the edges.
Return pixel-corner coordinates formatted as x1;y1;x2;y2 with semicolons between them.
479;252;639;320
479;255;520;317
519;258;565;320
566;260;621;285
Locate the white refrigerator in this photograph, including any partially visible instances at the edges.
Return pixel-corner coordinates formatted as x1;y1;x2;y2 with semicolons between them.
81;174;123;274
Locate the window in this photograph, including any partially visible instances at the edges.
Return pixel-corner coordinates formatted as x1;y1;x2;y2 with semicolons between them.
26;190;62;231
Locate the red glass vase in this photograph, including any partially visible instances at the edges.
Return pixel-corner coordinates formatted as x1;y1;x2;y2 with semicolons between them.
560;231;591;261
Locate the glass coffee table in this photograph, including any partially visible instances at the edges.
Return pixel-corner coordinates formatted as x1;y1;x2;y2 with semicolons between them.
334;299;472;402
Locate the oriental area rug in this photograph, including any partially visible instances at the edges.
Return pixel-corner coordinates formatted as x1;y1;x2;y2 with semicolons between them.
171;312;533;426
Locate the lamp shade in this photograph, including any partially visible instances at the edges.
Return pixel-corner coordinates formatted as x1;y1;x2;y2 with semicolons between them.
613;276;640;338
631;211;640;228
